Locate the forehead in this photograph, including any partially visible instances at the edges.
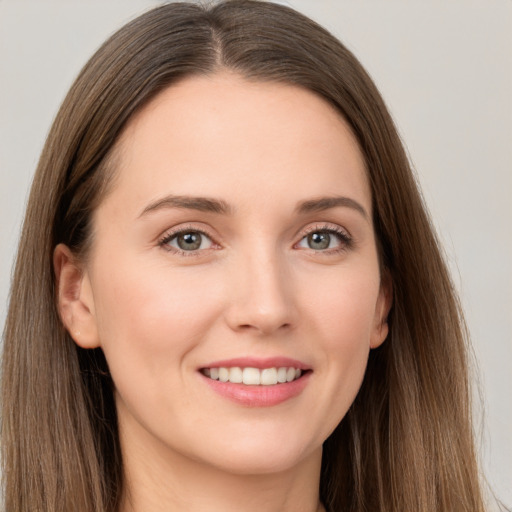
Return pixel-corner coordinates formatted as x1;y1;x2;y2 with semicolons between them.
101;72;370;217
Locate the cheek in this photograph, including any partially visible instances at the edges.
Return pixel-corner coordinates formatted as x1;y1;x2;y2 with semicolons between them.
306;263;380;347
90;258;227;435
300;264;380;426
91;258;222;371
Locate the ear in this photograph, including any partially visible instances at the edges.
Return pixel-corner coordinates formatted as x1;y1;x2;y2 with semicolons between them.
370;269;393;349
53;243;100;349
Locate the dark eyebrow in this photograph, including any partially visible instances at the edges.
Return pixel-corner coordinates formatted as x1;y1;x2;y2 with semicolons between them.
295;196;369;220
138;195;232;217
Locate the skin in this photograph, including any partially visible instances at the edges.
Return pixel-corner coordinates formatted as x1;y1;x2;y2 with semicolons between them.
55;72;391;512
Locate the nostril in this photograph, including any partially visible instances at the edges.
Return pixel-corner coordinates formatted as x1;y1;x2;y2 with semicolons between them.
235;321;292;335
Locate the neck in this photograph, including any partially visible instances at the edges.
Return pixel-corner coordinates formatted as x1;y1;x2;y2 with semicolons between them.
118;425;324;512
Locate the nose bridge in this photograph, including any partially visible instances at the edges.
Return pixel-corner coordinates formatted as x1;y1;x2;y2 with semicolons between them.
226;241;296;335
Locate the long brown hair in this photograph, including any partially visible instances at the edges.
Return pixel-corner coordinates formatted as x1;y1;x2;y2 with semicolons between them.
2;1;487;510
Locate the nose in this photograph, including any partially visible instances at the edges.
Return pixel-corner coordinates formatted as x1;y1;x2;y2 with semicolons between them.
224;249;298;336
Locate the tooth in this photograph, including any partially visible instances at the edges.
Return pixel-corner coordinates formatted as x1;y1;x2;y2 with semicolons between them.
229;367;243;383
277;367;288;383
242;367;261;385
219;367;230;382
261;368;278;385
206;366;303;385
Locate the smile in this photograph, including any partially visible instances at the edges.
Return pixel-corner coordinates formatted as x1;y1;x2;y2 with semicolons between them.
201;366;302;386
199;357;311;406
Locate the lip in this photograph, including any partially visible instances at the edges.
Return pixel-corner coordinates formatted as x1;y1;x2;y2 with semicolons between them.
198;357;312;407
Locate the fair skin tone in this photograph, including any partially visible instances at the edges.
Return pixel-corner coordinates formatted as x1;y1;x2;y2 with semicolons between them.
55;72;391;512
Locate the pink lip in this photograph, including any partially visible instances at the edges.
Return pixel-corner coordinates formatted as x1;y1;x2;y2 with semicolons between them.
198;357;312;408
201;373;311;407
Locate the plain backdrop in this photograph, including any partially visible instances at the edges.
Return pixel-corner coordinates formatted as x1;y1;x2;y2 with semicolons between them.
1;0;511;507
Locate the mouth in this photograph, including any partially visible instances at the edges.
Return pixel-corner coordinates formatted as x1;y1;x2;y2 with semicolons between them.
200;366;305;386
198;358;312;406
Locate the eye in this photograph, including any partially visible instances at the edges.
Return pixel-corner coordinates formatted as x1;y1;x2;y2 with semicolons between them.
296;227;351;252
161;230;214;252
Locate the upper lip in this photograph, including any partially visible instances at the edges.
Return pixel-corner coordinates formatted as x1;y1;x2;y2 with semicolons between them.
200;357;310;371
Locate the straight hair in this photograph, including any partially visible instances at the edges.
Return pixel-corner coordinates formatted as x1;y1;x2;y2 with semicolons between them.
2;1;487;510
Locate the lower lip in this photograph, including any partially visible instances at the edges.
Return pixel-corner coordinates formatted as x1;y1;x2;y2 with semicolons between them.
201;372;311;407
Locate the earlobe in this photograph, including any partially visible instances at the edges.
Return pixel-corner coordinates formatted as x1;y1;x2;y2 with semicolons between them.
370;270;393;349
53;243;100;349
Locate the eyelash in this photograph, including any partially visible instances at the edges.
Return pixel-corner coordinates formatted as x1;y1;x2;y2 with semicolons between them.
158;225;217;257
296;224;353;254
158;223;353;256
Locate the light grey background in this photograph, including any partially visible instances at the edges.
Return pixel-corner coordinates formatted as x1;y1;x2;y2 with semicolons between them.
1;0;511;507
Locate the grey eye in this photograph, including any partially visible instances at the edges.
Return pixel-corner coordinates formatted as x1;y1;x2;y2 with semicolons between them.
297;229;346;251
307;232;331;250
168;231;213;251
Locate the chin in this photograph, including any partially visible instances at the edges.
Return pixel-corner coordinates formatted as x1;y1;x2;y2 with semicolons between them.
195;429;322;476
210;450;317;476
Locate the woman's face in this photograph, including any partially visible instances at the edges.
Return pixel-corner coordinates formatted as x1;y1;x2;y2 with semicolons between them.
63;73;390;475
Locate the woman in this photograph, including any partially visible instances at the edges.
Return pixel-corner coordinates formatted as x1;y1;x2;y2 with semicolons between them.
1;1;491;511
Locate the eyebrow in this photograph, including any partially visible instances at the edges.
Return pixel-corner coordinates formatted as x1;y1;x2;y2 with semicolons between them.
139;195;232;218
295;196;369;220
138;194;368;220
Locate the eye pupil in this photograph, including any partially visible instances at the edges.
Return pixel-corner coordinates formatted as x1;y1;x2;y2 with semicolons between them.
308;232;330;250
177;232;202;250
